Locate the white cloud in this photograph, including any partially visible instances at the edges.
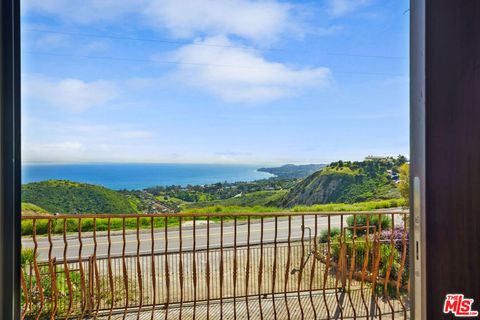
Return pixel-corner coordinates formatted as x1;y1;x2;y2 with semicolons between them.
23;75;118;112
22;121;158;163
24;141;85;162
162;36;330;102
328;0;374;16
143;0;294;43
24;0;297;43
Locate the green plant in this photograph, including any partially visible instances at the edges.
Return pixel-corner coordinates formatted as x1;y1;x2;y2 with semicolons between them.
397;163;410;207
21;248;37;266
328;232;409;299
319;227;341;243
330;234;369;266
292;198;406;212
379;244;401;279
346;214;391;235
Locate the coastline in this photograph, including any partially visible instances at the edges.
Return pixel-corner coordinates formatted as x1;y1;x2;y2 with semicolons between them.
22;163;275;190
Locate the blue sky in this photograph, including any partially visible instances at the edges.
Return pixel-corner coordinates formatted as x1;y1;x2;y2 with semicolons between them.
21;0;409;165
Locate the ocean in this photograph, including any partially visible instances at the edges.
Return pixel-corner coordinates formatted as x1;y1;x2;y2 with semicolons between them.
21;163;274;190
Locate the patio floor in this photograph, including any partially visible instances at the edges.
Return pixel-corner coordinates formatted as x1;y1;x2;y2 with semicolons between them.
100;288;409;320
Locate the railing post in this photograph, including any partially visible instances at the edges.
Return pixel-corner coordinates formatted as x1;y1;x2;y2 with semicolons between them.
87;256;94;316
18;211;410;319
339;242;348;290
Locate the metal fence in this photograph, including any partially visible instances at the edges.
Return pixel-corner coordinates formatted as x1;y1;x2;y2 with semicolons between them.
21;212;410;319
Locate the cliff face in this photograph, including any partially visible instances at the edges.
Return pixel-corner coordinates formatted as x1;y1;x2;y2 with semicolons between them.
280;169;357;207
280;161;402;207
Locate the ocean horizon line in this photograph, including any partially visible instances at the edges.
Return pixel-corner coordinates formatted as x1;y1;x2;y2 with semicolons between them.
21;161;296;167
21;163;279;190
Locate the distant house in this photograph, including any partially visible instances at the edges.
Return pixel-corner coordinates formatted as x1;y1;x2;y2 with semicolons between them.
365;155;388;161
387;169;400;182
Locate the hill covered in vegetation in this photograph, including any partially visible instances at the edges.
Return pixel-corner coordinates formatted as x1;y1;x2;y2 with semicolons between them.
21;202;50;215
21;157;408;214
279;156;406;207
144;178;297;211
182;190;288;209
257;164;326;179
22;180;138;214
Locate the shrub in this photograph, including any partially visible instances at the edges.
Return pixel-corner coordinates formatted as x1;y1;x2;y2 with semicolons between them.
328;232;409;293
346;214;391;235
329;234;342;259
379;226;410;279
319;227;342;243
81;218;95;231
21;220;33;236
330;234;368;264
21;219;53;236
379;243;401;279
21;248;37;266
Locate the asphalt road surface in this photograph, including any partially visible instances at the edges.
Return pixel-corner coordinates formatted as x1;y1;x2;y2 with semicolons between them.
22;215;344;261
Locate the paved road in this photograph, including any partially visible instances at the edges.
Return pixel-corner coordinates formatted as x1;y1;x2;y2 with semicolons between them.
22;215;344;261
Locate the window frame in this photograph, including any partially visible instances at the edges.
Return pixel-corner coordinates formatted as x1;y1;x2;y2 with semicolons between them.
0;0;430;319
0;0;21;319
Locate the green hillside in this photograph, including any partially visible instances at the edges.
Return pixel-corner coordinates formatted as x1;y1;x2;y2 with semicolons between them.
183;190;288;209
258;164;326;179
20;156;408;215
22;180;137;214
21;202;49;215
280;156;406;207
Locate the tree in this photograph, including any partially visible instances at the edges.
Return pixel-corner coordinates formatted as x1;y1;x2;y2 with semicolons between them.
397;163;410;206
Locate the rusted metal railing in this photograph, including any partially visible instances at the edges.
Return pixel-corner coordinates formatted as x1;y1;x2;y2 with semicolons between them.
20;211;410;319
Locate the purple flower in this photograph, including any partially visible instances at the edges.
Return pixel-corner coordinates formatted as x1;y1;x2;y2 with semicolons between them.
379;227;409;254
